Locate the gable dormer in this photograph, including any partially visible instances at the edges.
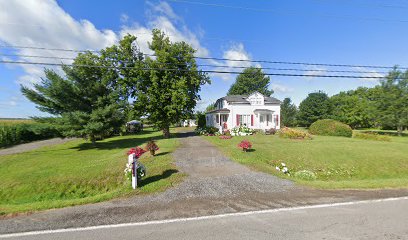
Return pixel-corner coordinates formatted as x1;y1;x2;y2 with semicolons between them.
246;92;264;106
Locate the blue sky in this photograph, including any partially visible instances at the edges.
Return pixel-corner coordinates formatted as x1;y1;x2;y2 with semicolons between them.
1;0;408;118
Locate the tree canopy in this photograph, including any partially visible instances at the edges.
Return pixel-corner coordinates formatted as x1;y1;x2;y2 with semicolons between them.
22;29;210;141
376;68;408;135
21;52;126;143
297;91;331;126
227;67;273;96
128;29;210;138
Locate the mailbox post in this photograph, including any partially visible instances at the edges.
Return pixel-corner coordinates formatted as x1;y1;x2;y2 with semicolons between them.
128;153;138;189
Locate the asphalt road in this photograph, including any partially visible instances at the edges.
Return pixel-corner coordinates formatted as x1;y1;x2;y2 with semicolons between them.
2;197;407;240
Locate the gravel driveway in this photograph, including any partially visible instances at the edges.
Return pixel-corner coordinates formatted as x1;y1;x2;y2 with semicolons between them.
1;131;407;234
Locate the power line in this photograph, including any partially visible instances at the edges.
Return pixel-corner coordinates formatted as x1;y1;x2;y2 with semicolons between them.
0;44;402;70
0;60;387;79
168;0;408;23
0;53;390;74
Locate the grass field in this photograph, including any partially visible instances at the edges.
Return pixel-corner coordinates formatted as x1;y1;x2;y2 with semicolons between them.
204;132;408;189
0;119;34;125
0;129;184;215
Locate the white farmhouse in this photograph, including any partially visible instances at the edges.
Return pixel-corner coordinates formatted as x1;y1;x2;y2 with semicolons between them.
206;92;281;131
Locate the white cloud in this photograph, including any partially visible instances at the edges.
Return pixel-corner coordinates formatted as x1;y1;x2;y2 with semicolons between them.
271;83;293;93
0;0;118;86
147;1;180;21
208;43;256;81
0;0;214;89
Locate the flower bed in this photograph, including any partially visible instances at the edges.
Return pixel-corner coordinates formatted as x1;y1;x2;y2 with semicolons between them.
278;127;312;140
230;125;254;136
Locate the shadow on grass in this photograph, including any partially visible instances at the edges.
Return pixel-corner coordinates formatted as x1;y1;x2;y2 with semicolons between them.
153;151;170;157
246;149;256;152
139;169;179;187
72;129;196;151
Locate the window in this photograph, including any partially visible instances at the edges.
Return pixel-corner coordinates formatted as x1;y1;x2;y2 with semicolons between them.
238;114;251;126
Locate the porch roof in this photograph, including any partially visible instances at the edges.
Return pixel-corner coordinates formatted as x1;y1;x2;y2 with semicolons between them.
206;108;230;114
253;109;274;113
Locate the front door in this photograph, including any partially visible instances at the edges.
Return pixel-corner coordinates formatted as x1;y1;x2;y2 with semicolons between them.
259;115;266;129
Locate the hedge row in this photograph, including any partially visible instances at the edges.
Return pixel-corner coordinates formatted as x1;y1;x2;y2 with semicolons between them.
0;123;60;148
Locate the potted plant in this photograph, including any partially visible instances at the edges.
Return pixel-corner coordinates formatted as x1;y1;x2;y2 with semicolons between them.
145;140;159;156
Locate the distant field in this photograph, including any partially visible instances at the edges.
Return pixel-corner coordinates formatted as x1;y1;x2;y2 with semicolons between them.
0;119;60;148
0;119;34;125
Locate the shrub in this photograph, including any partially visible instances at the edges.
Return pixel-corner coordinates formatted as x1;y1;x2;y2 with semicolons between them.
353;132;391;142
265;128;277;135
278;127;312;140
309;119;352;137
195;126;219;136
294;170;317;181
196;113;206;129
145;140;160;155
231;125;254;136
238;140;252;151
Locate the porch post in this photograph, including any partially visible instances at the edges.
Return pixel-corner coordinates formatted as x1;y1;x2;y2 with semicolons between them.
257;112;260;128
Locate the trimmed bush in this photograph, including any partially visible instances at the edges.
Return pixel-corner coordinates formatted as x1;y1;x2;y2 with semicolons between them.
278;127;312;140
309;119;352;137
353;132;391;142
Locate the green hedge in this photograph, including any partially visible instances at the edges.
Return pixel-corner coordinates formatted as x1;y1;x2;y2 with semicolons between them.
0;123;60;148
309;119;352;137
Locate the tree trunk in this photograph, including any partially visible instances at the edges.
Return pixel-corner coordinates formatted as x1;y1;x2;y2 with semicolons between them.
397;125;403;136
90;134;96;145
162;126;170;138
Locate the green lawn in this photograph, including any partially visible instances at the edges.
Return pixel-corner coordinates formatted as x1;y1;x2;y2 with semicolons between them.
204;133;408;189
0;129;184;215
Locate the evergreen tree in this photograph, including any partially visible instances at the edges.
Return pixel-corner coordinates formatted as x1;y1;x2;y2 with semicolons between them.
21;52;126;144
281;97;297;127
227;67;273;96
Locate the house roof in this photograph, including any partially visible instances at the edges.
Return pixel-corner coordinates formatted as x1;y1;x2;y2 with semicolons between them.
206;108;230;114
220;93;281;104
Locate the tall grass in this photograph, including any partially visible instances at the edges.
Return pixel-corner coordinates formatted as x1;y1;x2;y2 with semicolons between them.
0;120;60;147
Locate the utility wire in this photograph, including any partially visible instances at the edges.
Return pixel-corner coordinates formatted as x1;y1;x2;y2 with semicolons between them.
0;45;402;70
168;0;408;23
0;53;390;74
0;60;387;79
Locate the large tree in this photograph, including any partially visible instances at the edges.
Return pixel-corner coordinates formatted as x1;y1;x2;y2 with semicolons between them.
281;97;297;127
297;91;332;126
130;30;210;138
376;68;408;135
227;67;273;96
21;52;126;143
330;87;377;129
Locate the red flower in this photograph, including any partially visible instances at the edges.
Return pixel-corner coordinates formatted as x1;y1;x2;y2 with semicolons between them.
238;140;252;151
127;147;146;158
